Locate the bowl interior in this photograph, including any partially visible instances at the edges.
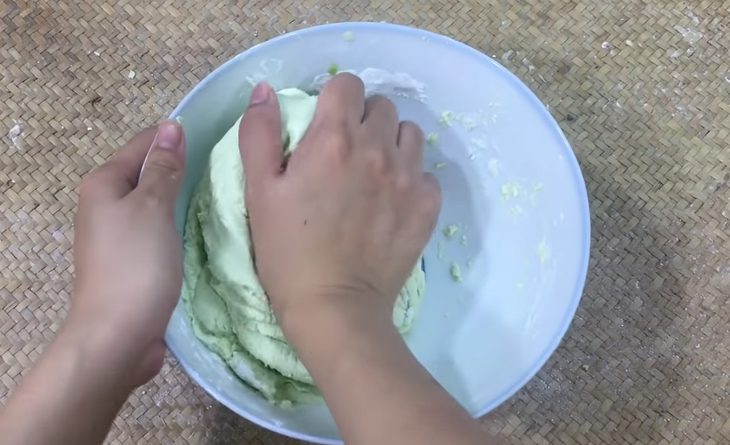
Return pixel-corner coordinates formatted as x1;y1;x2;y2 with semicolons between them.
165;22;590;444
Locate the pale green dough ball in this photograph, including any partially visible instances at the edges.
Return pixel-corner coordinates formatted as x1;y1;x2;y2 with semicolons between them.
182;88;426;405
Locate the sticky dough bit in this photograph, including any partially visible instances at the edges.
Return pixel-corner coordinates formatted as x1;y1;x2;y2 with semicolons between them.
426;132;439;145
537;240;551;264
442;224;459;238
501;181;522;200
439;111;456;127
449;262;462;282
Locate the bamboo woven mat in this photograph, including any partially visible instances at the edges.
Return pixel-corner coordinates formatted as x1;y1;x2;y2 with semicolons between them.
1;0;729;443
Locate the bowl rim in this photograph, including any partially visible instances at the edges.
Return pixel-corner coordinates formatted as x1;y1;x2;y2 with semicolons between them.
166;21;591;445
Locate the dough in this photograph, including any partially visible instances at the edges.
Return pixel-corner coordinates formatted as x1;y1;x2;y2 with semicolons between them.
182;88;426;404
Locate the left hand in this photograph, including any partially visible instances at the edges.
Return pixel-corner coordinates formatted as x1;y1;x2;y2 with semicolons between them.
68;121;186;388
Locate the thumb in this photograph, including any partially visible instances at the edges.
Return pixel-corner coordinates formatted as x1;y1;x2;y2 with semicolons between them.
135;120;185;205
239;81;283;189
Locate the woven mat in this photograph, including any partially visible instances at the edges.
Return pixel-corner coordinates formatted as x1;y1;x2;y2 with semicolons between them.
2;0;729;443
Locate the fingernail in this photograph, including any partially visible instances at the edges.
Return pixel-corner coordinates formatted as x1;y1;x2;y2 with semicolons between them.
249;82;272;106
155;121;182;151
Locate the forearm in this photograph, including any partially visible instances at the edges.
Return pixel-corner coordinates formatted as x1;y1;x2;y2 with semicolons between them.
282;296;488;445
0;321;132;445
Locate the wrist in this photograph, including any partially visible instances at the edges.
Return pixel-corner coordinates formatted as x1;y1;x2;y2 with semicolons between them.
56;317;131;388
62;308;163;390
277;289;391;346
0;311;139;445
276;290;402;383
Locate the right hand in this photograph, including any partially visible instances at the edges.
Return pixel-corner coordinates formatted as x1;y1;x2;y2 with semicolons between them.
238;75;441;331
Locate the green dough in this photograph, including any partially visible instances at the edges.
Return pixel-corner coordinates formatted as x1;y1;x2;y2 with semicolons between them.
182;88;426;405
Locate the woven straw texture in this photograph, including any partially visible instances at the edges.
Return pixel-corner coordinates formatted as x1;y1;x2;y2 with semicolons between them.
2;0;729;443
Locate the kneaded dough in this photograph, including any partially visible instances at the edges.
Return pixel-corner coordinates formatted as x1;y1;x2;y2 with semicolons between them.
182;88;426;404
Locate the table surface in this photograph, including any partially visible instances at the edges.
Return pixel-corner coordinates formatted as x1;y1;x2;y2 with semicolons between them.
1;1;729;444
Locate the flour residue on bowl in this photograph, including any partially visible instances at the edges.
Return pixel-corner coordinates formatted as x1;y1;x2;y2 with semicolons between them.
309;62;557;302
310;67;427;102
243;59;285;89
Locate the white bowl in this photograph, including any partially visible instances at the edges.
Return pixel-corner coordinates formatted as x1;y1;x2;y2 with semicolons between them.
165;22;590;444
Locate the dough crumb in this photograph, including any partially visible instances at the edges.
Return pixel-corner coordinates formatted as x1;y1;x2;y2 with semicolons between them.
438;111;456;127
426;132;439;146
537;240;551;264
487;158;501;177
461;117;477;130
342;31;355;41
509;205;524;217
449;262;462;282
501;181;522;200
442;224;459;238
529;183;544;206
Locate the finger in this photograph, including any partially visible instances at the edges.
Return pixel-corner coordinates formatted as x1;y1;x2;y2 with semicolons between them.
132;121;186;208
363;95;399;144
239;82;284;187
80;126;158;202
420;172;443;224
311;73;365;129
396;121;425;168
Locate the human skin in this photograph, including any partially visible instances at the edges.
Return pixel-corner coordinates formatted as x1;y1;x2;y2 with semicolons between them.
0;121;187;445
241;75;488;445
0;74;491;445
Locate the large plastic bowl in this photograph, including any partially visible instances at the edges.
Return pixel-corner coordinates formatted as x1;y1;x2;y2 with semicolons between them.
165;22;590;444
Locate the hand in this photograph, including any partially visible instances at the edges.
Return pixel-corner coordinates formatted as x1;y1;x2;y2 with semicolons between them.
69;121;186;387
238;77;485;445
239;75;440;333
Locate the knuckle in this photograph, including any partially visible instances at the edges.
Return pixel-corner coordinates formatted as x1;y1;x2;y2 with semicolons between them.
139;188;167;209
146;152;181;175
362;148;388;176
394;171;413;192
78;170;103;198
327;124;351;148
245;176;275;204
369;95;396;115
319;126;350;161
419;175;442;216
333;72;365;90
401;120;424;143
